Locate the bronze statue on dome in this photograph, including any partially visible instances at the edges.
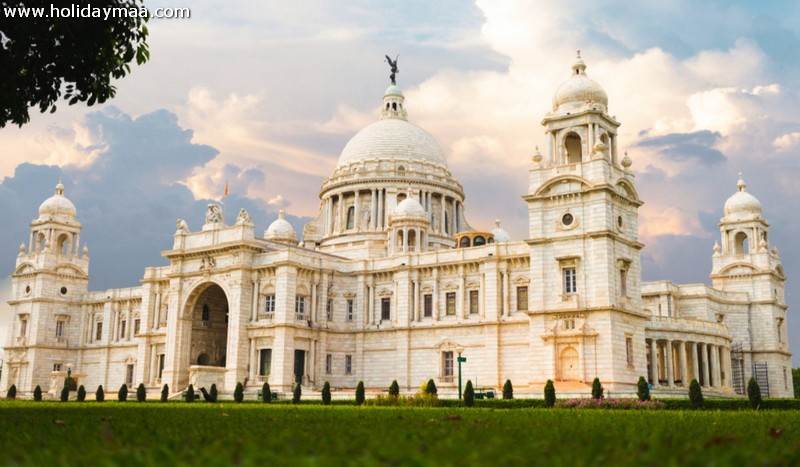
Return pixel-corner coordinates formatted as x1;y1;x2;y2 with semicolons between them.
385;54;399;84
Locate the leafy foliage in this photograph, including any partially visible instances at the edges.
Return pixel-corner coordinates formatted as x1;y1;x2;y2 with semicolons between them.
185;385;195;403
544;380;556;408
118;384;128;402
502;380;513;400
262;382;272;403
389;380;400;397
355;381;365;406
6;385;16;399
555;398;665;410
689;379;703;410
0;0;151;127
77;385;86;402
463;380;475;407
793;368;800;398
209;384;218;403
637;376;650;401
234;382;244;404
591;378;604;400
33;385;42;402
161;384;169;403
292;383;302;404
60;385;69;402
96;385;105;402
425;379;438;396
747;377;762;410
322;382;332;405
137;383;147;402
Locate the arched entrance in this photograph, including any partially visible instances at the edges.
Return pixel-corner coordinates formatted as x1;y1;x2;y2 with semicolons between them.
188;283;229;368
560;347;580;381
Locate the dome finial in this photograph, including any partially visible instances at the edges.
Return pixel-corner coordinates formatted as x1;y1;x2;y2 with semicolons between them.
572;50;586;75
278;208;286;219
737;172;746;192
55;178;64;196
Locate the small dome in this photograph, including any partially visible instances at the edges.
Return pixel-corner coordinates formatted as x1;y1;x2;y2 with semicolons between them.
723;174;762;221
393;195;427;219
38;181;77;221
265;209;297;244
385;84;403;96
553;51;608;113
491;219;511;243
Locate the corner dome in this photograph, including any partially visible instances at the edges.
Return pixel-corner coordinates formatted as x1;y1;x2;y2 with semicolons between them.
38;181;77;221
491;220;511;243
265;209;297;244
393;195;427;219
553;52;608;112
724;174;762;220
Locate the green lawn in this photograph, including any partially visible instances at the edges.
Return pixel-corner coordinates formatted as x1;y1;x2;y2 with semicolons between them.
1;402;798;466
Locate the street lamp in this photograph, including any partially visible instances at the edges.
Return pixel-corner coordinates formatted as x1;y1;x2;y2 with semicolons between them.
66;363;73;391
455;346;466;399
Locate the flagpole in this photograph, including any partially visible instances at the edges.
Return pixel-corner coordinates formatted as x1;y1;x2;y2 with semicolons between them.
221;181;229;224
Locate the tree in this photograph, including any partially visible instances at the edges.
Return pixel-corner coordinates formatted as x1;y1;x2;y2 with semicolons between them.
591;377;604;400
637;376;650;402
96;385;105;402
793;368;800;398
544;380;556;408
208;384;218;403
747;377;762;410
0;0;150;128
118;384;128;402
262;382;272;403
234;382;244;403
160;384;169;403
77;385;86;402
502;380;513;400
322;382;332;405
136;383;146;402
425;379;438;396
6;385;16;399
463;380;475;407
689;379;703;410
60;385;69;402
389;380;400;397
185;384;194;403
292;383;302;404
33;385;42;402
355;381;365;406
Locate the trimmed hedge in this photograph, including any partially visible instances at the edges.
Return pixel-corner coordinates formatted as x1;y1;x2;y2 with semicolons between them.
33;385;42;402
77;385;86;402
160;384;169;402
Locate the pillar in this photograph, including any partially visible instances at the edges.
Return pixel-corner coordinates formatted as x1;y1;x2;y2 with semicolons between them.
691;342;699;383
370;189;377;230
649;339;659;386
701;343;710;388
678;341;688;386
665;339;674;387
439;195;446;234
337;193;345;234
711;344;721;388
378;190;384;230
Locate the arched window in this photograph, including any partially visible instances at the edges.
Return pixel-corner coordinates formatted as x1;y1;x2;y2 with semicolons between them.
444;212;450;234
392;102;397;111
37;233;47;252
397;230;404;250
734;232;749;254
459;237;470;248
202;304;210;321
473;236;486;246
408;230;416;251
565;132;582;164
57;234;70;256
346;206;355;230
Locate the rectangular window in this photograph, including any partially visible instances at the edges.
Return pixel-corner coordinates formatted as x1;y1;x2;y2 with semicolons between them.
442;351;454;382
53;363;63;372
126;364;134;386
295;296;306;317
626;337;634;367
423;294;433;318
55;320;65;338
563;318;575;330
264;294;275;313
469;290;480;314
620;269;628;297
347;299;354;322
325;354;332;374
119;320;126;340
158;354;165;380
19;318;27;337
326;299;333;321
516;286;528;311
259;349;272;376
134;318;141;336
345;354;353;374
95;322;103;341
445;292;456;316
563;267;577;294
381;297;391;321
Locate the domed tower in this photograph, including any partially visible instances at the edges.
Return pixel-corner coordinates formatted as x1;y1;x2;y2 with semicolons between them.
264;209;298;245
525;52;646;391
2;181;89;394
303;72;470;259
387;191;430;255
711;174;792;397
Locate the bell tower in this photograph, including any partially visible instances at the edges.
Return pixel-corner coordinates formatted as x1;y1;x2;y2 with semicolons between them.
525;53;647;391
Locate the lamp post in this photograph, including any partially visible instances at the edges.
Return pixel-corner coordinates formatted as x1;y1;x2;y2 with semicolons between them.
66;363;73;391
455;346;466;399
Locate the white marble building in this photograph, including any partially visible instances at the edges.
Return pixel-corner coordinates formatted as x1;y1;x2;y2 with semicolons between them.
1;54;793;398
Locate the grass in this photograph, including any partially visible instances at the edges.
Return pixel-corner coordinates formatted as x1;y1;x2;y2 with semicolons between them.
0;401;798;465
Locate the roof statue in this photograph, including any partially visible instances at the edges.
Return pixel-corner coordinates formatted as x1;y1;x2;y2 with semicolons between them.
385;54;398;84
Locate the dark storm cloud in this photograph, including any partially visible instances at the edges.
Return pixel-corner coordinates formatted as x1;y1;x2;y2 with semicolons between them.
637;130;726;166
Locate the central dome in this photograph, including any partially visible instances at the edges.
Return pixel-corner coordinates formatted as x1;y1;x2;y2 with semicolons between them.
337;119;448;168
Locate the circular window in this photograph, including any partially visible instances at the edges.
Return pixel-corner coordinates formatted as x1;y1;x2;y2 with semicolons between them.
60;287;68;296
24;285;31;295
617;215;624;229
562;213;574;226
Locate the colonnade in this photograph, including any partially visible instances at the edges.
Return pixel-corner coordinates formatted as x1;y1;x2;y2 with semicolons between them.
646;338;731;389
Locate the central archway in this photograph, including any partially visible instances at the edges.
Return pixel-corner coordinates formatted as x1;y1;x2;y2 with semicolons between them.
188;283;229;368
560;347;580;381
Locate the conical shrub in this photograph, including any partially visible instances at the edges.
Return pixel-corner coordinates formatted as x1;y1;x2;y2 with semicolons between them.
544;379;556;408
463;380;475;407
502;380;513;400
322;381;331;405
637;376;650;401
355;381;365;406
33;385;42;402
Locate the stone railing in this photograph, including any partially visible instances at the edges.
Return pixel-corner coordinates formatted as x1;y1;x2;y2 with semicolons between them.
646;316;729;338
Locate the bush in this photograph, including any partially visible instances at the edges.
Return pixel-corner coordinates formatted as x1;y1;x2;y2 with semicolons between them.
502;380;513;400
389;380;400;397
463;380;475;407
137;383;146;402
96;385;105;402
60;385;69;402
556;397;665;410
210;384;218;403
355;381;365;406
185;384;194;403
6;385;16;399
234;382;244;403
425;379;438;396
637;376;650;401
689;379;703;409
322;381;331;405
33;385;42;402
367;392;441;407
544;379;556;408
262;382;271;403
160;384;169;402
118;384;128;402
747;377;762;410
292;383;302;404
591;377;604;400
77;385;86;402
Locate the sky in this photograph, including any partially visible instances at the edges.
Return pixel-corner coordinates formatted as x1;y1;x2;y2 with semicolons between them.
1;0;800;364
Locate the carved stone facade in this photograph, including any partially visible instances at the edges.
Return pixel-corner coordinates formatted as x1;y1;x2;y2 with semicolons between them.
1;55;793;398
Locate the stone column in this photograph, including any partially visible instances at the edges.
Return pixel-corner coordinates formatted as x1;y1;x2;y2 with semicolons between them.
480;272;486;319
711;344;721;388
251;275;259;322
402;227;409;252
368;277;375;326
337;193;345;234
249;339;257;383
440;195;446;234
502;267;510;317
665;339;674;387
457;266;465;319
370;189;377;230
649;339;659;386
691;342;699;383
413;277;420;322
378;190;384;231
354;191;360;231
678;341;688;386
701;343;710;388
432;268;439;321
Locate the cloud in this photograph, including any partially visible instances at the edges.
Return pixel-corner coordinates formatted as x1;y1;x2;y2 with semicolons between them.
637;131;726;166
